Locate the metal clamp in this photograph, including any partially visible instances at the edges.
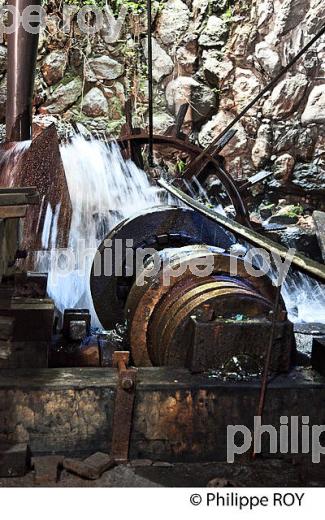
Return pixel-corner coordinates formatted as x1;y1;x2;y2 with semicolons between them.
111;351;138;463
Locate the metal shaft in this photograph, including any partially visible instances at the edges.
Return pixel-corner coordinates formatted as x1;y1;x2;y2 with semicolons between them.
147;0;154;166
6;0;42;142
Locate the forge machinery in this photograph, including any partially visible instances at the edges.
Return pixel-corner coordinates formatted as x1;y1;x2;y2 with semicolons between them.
0;2;325;469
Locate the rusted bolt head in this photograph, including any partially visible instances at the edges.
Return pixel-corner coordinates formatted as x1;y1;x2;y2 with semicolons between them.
122;378;134;391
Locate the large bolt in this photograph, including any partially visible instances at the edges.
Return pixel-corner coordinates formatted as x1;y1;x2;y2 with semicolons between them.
121;377;134;391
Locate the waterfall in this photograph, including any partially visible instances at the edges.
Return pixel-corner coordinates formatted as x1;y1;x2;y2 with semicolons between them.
36;135;173;327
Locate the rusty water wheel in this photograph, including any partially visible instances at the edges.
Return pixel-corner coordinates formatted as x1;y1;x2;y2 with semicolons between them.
117;132;250;227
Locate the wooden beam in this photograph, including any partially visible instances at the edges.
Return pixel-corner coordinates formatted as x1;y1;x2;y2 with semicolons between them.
0;205;27;218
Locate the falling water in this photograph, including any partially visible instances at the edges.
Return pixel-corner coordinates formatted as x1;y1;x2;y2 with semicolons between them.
3;133;322;328
36;135;174;326
282;272;325;324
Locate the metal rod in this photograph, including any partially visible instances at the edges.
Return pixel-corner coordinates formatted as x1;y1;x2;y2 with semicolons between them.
252;283;282;460
183;24;325;178
158;179;325;284
6;0;42;142
147;0;154;167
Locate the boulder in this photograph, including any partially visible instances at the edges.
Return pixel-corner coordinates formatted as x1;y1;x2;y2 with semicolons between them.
0;45;7;75
153;112;175;133
274;0;309;36
256;0;274;28
203;53;233;85
251;124;272;168
254;41;281;75
41;50;67;86
82;88;109;117
233;68;261;113
87;56;124;82
199;110;247;155
198;15;228;47
142;37;173;82
176;34;198;74
165;76;216;123
41;77;82;114
263;74;308;119
292;160;325;194
273;154;295;184
301;85;325;124
156;0;190;46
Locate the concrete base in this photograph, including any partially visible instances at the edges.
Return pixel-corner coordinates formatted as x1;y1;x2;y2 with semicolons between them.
0;367;324;462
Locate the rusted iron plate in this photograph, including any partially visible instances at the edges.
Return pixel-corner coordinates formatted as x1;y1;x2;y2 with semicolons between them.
0;125;72;263
111;351;138;462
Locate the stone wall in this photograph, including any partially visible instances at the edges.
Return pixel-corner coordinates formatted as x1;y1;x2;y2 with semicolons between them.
0;0;324;196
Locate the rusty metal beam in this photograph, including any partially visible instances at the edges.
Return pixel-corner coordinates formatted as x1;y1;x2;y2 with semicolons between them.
158;179;325;284
6;0;42;141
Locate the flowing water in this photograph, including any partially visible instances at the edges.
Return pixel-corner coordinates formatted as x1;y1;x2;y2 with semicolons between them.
36;135;174;326
2;133;324;327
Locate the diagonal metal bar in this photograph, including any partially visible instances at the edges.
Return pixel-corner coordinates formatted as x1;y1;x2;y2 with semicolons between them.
158;179;325;283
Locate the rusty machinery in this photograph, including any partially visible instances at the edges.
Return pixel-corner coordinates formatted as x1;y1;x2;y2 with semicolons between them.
90;206;295;374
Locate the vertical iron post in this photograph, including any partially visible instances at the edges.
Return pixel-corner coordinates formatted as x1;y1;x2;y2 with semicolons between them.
147;0;154;166
6;0;42;142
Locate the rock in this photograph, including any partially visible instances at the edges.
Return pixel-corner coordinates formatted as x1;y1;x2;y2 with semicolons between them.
156;0;190;46
41;50;67;86
0;443;29;478
255;41;281;75
198;15;228;47
256;0;274;28
99;465;162;487
0;45;7;75
292;160;325;194
203;52;233;85
266;224;321;260
193;0;210;26
263;74;308;119
0;76;6;123
274;0;308;36
313;210;325;262
273;154;295;184
87;56;124;82
305;0;325;35
63;452;115;480
41;77;82;114
130;459;153;467
176;34;198;74
153;112;175;133
33;455;63;484
269;205;302;225
82;88;109;117
207;477;239;487
165;76;216;123
252;124;272;168
301;85;325;124
199;111;247;155
233;68;260;113
258;202;276;220
142;37;173;82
